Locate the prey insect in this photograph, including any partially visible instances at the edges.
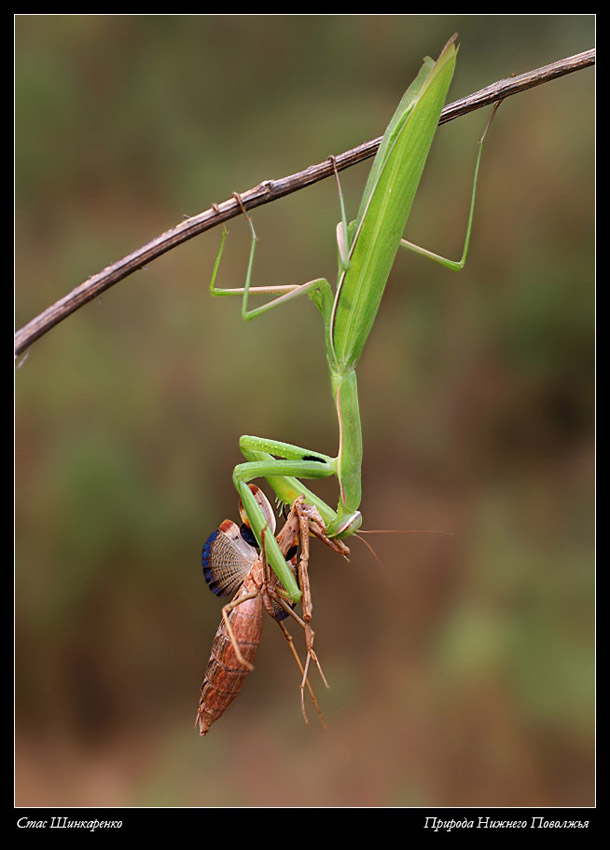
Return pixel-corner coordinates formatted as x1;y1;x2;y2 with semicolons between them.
196;485;349;735
209;34;499;603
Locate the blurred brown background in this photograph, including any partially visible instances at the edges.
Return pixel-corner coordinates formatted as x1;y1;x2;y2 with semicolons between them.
15;15;594;807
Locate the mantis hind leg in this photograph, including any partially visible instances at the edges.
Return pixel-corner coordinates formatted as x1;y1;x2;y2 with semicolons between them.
399;102;500;271
209;192;332;320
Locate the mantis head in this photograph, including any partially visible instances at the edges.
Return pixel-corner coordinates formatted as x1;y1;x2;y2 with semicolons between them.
327;509;362;539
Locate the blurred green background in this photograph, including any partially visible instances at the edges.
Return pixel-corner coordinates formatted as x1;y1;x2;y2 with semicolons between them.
15;15;594;807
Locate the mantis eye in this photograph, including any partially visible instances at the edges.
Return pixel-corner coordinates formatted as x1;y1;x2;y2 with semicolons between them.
327;510;362;539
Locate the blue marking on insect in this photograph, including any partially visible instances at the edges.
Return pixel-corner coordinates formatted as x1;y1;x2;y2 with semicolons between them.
201;528;222;594
201;519;259;599
239;523;257;549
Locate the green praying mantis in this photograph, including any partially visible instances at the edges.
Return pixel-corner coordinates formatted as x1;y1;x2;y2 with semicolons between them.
209;34;497;603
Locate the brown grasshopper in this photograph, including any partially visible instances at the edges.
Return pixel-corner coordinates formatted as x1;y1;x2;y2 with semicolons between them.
196;485;349;735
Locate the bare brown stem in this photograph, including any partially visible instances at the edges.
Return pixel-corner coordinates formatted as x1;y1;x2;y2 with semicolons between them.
14;48;594;358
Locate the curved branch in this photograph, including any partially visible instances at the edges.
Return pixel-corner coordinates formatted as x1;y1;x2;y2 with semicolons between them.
15;48;594;358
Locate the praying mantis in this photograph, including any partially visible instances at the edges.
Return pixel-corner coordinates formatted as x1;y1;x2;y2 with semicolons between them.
209;34;497;603
196;484;349;734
